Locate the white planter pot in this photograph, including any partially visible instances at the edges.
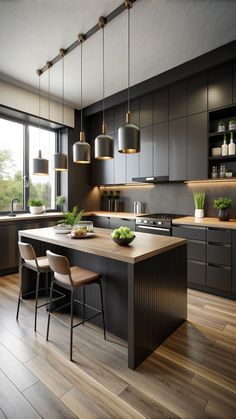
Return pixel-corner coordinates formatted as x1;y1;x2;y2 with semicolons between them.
229;123;236;131
194;209;204;219
29;206;44;215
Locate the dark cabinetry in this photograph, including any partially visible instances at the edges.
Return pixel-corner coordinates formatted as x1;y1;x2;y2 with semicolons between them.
173;224;235;299
169;81;187;119
90;216;110;229
169;118;187;181
208;64;233;110
140;125;154;177
153;88;168;123
187;112;208;180
110;218;135;231
114;133;126;184
187;73;207;114
233;62;236;104
154;122;168;177
140;94;153;127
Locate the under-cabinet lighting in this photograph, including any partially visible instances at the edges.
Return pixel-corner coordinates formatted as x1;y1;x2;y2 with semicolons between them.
185;178;236;185
99;184;154;190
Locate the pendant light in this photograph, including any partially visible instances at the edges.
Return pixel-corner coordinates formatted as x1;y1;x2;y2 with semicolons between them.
33;70;49;175
73;34;91;164
95;17;114;160
118;0;140;154
53;49;68;171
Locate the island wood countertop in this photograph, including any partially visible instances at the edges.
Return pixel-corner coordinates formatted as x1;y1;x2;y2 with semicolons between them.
173;216;236;230
19;226;186;264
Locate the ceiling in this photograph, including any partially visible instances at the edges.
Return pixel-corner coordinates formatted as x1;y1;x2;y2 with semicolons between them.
1;0;236;110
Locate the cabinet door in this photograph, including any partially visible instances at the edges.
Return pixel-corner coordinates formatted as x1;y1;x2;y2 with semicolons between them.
0;224;18;270
110;218;135;230
188;260;206;287
187;112;208;180
153;88;168;123
91;216;110;229
140;125;154;177
140;94;153;127
187;73;207;114
114;133;127;184
169;118;187;181
232;231;236;293
208;64;233;110
207;264;231;292
234;62;236;105
154;122;168;177
127;99;140;183
169;81;187;120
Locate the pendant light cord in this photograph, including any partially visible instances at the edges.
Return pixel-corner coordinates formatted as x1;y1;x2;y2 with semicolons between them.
80;41;83;133
102;27;105;124
38;73;41;150
127;7;130;113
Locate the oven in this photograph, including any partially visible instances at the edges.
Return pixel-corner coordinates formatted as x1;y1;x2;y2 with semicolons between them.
135;213;185;236
135;224;171;236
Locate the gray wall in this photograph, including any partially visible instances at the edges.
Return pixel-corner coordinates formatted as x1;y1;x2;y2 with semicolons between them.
101;182;236;218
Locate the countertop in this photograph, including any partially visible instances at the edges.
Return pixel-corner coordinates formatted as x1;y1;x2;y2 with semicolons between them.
173;216;236;230
0;212;63;222
19;226;186;264
84;211;141;219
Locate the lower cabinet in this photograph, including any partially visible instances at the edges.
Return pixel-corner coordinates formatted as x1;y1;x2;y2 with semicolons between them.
90;216;110;229
110;218;135;231
172;224;235;299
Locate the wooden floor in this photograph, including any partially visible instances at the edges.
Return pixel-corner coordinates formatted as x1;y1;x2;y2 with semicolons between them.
0;274;236;419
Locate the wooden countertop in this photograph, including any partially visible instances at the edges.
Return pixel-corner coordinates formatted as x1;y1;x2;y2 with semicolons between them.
173;216;236;229
84;211;142;219
19;227;186;264
0;212;63;223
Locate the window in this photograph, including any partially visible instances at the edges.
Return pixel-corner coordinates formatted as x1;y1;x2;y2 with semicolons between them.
0;116;58;213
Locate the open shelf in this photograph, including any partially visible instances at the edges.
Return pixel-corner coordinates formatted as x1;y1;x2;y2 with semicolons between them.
209;155;236;161
209;129;236;137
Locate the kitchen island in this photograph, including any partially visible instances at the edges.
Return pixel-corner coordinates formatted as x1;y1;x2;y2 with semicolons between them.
19;227;187;369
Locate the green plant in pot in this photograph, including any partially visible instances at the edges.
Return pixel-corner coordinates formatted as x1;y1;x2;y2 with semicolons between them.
28;198;44;215
57;205;84;226
229;119;236;130
213;197;233;221
193;191;206;219
217;120;225;132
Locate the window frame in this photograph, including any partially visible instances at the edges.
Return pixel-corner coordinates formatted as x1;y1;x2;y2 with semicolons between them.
0;114;60;215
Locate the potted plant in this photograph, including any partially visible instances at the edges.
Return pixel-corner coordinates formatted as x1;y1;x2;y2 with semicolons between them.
213;197;233;221
56;195;65;212
57;205;84;227
28;198;44;214
217;120;225;133
193;191;206;219
229;119;236;131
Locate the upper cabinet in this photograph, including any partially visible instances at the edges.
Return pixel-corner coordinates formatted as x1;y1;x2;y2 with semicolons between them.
187;73;207;114
153;88;168;123
140;94;153;127
187;112;208;180
140;125;154;177
233;62;236;104
169;117;187;181
154;122;169;177
208;64;233;110
169;81;187;120
127;99;140;183
114;133;127;184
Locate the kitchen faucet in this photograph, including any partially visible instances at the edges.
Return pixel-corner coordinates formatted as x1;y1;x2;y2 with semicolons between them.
9;198;20;217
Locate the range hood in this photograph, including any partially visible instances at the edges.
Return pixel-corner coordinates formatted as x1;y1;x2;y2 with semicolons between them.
132;176;169;183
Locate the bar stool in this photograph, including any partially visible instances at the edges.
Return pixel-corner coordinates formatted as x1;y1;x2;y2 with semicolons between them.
46;250;106;361
17;242;62;332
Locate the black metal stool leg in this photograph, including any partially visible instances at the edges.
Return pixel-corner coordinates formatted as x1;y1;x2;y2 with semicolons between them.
34;271;40;332
99;280;106;340
16;264;23;320
45;271;49;297
70;289;74;361
46;280;54;341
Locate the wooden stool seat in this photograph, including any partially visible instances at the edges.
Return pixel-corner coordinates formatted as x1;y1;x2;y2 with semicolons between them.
24;256;50;270
46;250;106;361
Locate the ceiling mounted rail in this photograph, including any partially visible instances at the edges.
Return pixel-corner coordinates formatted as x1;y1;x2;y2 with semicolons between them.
37;0;136;76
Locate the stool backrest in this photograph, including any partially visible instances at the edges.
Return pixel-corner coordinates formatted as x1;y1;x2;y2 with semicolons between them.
18;241;37;262
46;250;72;285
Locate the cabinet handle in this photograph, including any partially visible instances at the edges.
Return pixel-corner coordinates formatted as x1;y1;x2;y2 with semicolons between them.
208;263;231;270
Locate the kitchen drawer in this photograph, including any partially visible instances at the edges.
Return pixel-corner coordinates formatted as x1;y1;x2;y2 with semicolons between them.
188;240;206;262
172;225;206;241
207;243;231;267
110;218;135;231
207;228;231;244
90;216;110;229
207;264;231;292
188;260;206;286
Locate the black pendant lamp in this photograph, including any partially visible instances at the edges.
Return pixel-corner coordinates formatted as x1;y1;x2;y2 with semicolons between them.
33;70;49;175
53;49;68;171
73;34;91;164
118;0;140;154
95;17;114;160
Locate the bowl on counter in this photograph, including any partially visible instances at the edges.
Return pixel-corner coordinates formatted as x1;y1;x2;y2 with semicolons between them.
53;224;72;234
112;236;135;246
225;172;233;178
211;147;221;156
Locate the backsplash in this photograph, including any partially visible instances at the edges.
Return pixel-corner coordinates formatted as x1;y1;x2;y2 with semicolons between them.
101;183;236;218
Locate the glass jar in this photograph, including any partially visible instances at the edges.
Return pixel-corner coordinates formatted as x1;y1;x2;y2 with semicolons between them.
75;220;94;233
219;165;226;178
211;166;218;179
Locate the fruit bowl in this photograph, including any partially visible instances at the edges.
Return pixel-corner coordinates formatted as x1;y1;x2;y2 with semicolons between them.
112;236;135;246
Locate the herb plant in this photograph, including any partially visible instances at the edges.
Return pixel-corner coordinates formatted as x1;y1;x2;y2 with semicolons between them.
193;191;206;209
58;206;84;226
28;199;43;207
213;197;233;209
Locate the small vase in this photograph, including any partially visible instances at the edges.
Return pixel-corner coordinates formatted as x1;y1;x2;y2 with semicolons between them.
218;208;229;221
194;209;204;219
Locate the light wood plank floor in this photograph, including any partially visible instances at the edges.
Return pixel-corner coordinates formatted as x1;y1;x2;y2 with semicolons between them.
0;273;236;418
